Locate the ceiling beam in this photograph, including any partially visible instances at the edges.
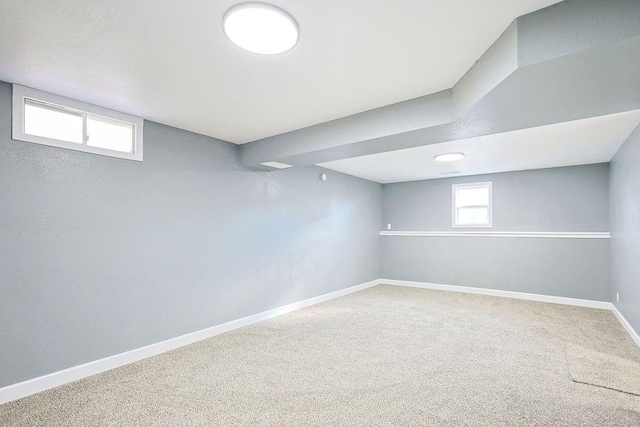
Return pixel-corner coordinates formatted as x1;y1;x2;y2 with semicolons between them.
241;0;640;170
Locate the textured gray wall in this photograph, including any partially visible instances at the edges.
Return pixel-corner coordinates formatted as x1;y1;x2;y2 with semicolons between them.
382;238;610;300
383;165;609;232
0;81;382;387
610;124;640;336
517;0;640;67
382;165;611;300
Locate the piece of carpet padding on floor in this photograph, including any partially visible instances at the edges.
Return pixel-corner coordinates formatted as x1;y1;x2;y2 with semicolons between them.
566;343;640;396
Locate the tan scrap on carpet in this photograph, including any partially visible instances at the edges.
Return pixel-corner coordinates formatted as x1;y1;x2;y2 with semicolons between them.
566;342;640;396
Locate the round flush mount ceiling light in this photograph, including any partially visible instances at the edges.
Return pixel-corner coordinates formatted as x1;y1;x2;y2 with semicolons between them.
223;3;299;54
434;152;465;162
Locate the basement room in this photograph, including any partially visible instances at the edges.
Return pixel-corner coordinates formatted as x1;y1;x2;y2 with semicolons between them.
0;0;639;425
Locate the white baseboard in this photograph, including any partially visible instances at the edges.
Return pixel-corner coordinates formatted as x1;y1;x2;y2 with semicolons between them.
381;279;613;310
0;279;381;405
381;279;640;349
3;278;637;405
610;305;640;349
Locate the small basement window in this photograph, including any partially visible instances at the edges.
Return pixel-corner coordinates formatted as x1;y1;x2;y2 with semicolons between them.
12;85;143;161
452;182;492;228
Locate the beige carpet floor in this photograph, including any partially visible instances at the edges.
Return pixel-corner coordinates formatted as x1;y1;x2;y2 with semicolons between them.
1;284;639;426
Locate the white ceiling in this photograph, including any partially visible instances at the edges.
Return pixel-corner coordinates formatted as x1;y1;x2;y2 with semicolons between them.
318;111;640;184
0;0;561;144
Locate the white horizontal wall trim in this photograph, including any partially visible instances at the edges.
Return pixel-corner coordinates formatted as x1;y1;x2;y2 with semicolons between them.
381;279;613;309
380;231;611;239
0;279;382;405
611;305;640;349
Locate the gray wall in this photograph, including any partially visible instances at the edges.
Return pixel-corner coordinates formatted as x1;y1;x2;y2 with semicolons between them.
0;81;382;388
517;0;640;67
382;165;611;300
610;124;640;336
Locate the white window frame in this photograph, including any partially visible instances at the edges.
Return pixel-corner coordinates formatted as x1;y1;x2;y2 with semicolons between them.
452;182;493;228
12;85;143;161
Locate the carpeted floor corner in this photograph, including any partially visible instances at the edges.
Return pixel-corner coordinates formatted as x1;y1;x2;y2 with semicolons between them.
1;284;639;426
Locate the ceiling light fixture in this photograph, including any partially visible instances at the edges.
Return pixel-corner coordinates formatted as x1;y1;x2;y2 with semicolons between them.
434;152;465;162
223;3;299;55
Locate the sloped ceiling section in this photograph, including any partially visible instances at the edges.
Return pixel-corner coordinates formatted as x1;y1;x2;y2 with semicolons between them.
241;0;640;175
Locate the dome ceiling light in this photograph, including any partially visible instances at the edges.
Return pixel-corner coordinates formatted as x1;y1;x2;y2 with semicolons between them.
435;153;465;162
223;3;299;55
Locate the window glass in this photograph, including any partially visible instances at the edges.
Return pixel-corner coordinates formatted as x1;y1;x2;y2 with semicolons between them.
24;99;83;144
457;206;489;225
87;115;134;153
456;187;489;207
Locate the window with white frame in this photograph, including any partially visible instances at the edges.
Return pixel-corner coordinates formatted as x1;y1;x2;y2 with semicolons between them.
12;85;143;161
452;182;492;228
